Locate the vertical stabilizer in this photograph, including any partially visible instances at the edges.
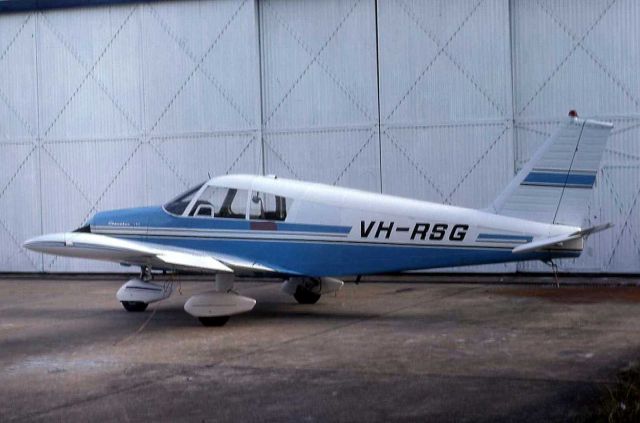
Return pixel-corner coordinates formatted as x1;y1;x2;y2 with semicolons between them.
489;115;613;226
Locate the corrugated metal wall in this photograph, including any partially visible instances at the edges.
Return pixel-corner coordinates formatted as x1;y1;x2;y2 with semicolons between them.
377;0;515;273
0;0;638;273
512;0;640;273
260;0;380;191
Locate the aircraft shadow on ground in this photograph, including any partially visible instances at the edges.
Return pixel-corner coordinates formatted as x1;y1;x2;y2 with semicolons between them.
147;301;490;334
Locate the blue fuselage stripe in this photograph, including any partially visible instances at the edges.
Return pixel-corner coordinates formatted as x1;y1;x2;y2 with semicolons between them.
477;233;533;242
280;223;351;234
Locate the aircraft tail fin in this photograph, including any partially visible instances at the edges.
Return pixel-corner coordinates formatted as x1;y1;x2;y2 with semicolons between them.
489;113;613;226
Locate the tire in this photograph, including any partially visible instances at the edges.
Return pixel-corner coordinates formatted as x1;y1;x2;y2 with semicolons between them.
293;287;321;304
198;316;230;327
121;301;148;312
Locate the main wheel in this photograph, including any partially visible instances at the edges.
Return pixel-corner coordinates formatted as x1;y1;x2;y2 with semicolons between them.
121;301;148;312
293;287;321;304
198;316;230;327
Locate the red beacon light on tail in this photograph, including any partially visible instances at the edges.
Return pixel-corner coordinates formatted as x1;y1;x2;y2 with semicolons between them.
568;110;578;118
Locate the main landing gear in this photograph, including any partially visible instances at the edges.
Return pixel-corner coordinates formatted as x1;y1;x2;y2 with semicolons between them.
184;273;256;327
281;277;344;304
188;276;345;326
197;316;231;327
294;288;321;304
116;268;346;327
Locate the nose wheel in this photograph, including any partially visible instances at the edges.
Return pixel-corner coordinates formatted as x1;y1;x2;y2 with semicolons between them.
116;272;172;313
121;301;149;312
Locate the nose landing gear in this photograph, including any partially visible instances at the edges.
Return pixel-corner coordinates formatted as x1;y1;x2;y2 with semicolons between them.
121;301;149;312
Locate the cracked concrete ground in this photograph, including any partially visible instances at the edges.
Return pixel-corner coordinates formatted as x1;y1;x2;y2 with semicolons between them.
1;277;639;422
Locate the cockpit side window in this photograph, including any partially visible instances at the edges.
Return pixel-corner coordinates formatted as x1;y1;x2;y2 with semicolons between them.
188;186;223;217
249;191;289;221
219;189;248;218
187;186;248;219
164;183;204;215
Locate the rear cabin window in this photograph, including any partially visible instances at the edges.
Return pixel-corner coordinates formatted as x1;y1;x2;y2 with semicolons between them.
188;186;248;219
249;192;289;221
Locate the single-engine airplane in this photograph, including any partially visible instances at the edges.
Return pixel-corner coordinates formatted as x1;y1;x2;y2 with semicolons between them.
24;113;614;326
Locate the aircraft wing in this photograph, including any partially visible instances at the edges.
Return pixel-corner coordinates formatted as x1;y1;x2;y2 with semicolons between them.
512;223;613;254
155;251;233;273
23;232;285;274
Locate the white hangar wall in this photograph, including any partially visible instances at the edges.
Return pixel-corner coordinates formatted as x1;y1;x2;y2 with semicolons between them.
0;0;638;273
512;0;640;273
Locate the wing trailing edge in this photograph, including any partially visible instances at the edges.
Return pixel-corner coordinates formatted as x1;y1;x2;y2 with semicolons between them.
156;252;233;273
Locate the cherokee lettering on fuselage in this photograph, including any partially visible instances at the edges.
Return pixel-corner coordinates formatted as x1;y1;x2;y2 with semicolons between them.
360;221;469;242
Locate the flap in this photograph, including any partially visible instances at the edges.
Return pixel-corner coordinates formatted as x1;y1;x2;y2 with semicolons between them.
156;252;233;273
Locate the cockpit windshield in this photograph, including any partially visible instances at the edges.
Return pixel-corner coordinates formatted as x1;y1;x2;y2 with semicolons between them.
164;183;204;215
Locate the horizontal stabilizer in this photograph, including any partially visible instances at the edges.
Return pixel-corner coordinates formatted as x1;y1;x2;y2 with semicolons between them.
512;223;613;254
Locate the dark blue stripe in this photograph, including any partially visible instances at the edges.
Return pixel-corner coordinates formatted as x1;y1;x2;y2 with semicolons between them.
278;223;351;234
126;286;162;292
522;171;596;188
0;0;146;13
477;233;533;242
